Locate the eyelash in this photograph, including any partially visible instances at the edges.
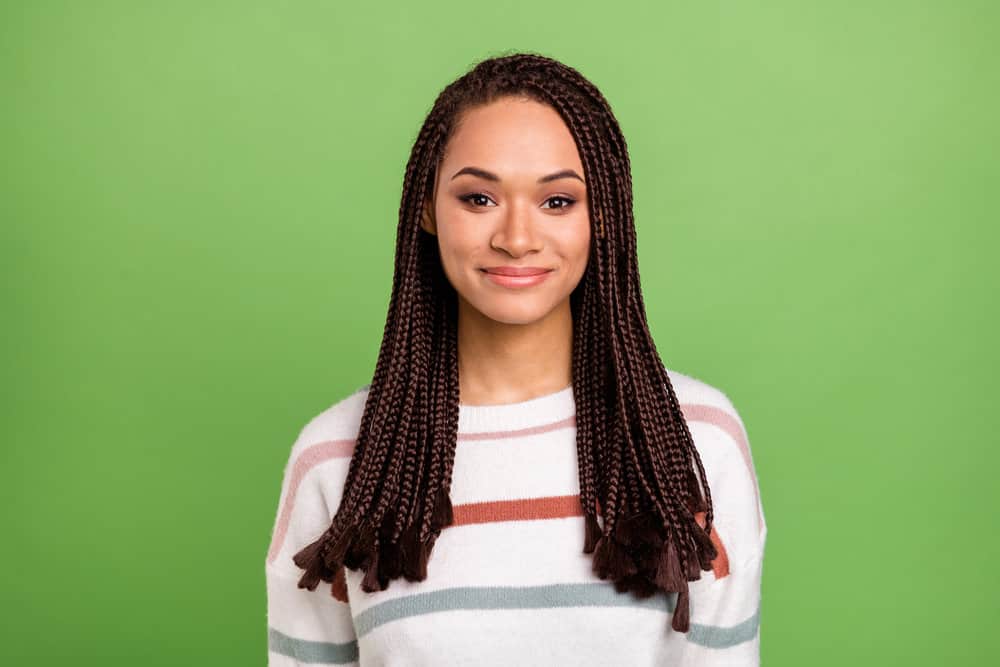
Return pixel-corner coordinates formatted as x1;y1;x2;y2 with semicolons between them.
458;192;577;211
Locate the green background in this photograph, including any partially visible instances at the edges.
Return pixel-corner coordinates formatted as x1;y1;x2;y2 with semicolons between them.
3;1;996;664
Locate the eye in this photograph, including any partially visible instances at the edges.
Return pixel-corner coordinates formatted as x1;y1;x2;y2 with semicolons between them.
542;195;577;211
457;193;578;211
457;192;496;208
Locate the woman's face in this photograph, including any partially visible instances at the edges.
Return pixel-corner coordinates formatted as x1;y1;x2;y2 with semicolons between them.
422;96;591;326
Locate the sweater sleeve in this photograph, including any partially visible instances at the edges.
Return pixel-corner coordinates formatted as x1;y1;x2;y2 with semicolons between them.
682;549;765;665
266;566;359;666
265;422;359;666
684;389;767;665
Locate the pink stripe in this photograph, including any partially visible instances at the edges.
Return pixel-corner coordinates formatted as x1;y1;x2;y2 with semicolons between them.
458;415;576;441
680;404;764;531
267;403;761;563
266;439;355;564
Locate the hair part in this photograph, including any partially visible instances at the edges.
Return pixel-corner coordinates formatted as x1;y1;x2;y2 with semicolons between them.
292;50;716;634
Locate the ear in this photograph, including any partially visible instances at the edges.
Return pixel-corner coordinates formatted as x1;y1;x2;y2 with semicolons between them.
420;198;437;236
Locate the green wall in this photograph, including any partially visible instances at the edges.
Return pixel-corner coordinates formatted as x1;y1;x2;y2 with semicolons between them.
3;1;996;664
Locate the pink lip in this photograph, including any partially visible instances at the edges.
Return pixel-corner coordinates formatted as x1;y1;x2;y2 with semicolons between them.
482;266;551;276
480;267;553;288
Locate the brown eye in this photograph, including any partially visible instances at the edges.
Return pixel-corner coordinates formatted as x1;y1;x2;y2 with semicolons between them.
543;196;576;211
458;193;496;207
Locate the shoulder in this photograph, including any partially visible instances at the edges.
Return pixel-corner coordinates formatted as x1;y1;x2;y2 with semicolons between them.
666;367;740;415
666;367;750;452
266;383;372;572
665;366;767;565
665;366;748;447
278;383;372;515
286;383;372;460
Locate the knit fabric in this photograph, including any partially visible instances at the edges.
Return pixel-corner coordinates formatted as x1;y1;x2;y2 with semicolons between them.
265;368;767;666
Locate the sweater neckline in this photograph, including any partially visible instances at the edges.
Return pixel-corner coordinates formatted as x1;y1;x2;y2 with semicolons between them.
457;383;576;434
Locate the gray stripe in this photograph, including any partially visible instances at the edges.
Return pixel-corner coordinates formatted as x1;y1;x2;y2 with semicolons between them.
688;602;761;648
353;582;757;648
268;626;359;664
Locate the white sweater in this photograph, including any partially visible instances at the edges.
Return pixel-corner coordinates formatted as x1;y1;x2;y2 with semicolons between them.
265;368;767;666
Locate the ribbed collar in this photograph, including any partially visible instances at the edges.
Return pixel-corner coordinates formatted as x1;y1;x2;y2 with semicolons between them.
457;384;576;434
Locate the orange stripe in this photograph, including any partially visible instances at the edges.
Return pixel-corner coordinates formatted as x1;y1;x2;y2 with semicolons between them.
694;510;730;579
331;564;349;603
453;494;583;525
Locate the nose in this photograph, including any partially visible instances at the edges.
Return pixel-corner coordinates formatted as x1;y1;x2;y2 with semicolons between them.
491;199;542;257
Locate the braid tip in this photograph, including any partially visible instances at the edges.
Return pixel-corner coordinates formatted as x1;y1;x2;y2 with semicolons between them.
380;538;404;580
592;532;638;580
583;512;601;553
671;587;691;633
292;532;342;591
360;546;391;592
431;486;454;528
653;535;686;593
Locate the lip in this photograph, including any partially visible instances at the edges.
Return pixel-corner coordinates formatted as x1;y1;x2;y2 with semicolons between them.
480;267;554;288
481;266;552;276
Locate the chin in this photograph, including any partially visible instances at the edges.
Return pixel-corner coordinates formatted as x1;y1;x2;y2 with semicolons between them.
467;298;560;326
482;312;546;326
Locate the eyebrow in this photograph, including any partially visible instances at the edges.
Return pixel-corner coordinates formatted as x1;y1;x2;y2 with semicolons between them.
450;166;585;185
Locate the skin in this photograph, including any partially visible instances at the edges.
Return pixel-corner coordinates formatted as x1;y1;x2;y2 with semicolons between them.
419;96;592;406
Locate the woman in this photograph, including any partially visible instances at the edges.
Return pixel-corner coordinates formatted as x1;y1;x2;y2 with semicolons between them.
265;52;767;665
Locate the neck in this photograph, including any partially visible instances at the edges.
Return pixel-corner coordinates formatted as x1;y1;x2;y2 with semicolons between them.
455;295;574;406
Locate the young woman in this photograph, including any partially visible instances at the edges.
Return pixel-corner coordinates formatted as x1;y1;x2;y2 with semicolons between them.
265;52;767;666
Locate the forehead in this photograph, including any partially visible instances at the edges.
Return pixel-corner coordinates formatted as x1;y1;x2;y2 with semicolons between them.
441;97;584;174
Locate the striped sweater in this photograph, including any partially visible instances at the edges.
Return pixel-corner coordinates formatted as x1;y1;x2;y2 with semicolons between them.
265;368;767;666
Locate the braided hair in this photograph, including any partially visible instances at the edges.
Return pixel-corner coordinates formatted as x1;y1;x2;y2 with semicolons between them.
292;50;717;633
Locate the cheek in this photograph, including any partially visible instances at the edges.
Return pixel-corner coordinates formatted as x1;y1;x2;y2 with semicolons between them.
556;222;592;267
436;227;477;279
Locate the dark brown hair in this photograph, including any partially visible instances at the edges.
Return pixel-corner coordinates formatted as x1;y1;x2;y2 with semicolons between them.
292;50;717;633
